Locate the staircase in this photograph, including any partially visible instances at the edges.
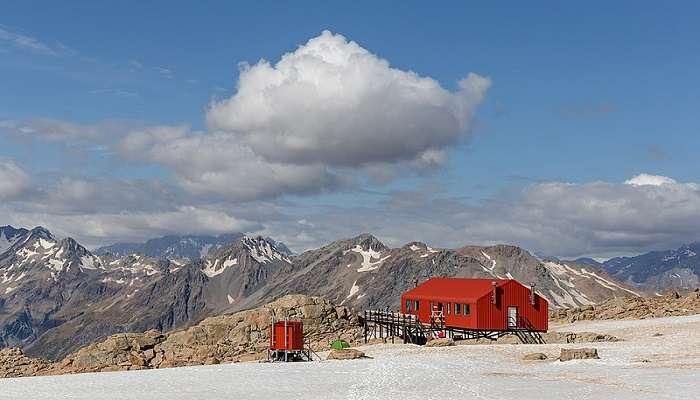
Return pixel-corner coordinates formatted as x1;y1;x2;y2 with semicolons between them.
514;330;546;344
511;316;546;344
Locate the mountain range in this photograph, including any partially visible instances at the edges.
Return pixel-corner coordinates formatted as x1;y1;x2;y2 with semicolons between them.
570;243;700;292
0;224;668;361
93;233;245;259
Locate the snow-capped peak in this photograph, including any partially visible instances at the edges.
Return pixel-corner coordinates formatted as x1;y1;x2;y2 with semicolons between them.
241;236;291;264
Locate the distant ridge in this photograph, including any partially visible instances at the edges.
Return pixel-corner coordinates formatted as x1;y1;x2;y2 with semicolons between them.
94;233;246;259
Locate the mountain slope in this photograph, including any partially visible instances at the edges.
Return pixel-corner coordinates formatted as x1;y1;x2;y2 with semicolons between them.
228;234;639;313
598;243;700;291
0;226;293;360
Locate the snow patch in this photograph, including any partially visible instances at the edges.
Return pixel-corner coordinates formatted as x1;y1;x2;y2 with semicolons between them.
80;255;99;270
48;258;64;271
202;257;237;278
227;294;235;304
345;245;391;272
38;238;55;250
346;280;360;299
223;258;238;268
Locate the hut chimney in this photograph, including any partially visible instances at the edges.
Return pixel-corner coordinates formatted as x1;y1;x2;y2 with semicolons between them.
530;283;536;305
491;281;497;304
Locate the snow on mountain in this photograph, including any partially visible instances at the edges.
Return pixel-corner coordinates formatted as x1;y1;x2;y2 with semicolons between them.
241;236;292;264
590;242;700;291
456;245;639;309
202;257;238;278
345;244;391;272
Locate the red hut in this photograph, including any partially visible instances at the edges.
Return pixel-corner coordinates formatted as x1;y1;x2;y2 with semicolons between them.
268;317;313;362
269;320;304;351
400;278;548;332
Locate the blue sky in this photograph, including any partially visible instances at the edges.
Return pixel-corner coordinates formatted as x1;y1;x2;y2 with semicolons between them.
1;1;699;257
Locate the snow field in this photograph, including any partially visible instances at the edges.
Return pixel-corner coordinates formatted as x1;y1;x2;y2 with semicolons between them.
1;315;698;400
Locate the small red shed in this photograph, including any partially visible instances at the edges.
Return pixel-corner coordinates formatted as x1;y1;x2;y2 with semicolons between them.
400;278;548;332
269;320;305;351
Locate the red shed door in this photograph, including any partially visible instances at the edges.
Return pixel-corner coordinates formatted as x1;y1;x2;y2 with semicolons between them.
507;306;518;329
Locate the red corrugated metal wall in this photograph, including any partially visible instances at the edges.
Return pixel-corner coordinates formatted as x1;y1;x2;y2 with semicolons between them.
269;321;305;350
401;295;478;327
476;281;548;331
401;280;548;332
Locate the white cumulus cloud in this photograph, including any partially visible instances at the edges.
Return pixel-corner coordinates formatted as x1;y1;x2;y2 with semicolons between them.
207;30;490;167
625;173;678;186
118;31;490;201
0;159;31;200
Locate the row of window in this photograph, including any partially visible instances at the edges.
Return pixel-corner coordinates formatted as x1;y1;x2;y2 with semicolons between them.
405;300;471;315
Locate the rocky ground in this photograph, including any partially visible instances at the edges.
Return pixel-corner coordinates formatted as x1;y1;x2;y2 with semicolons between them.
0;294;362;378
550;289;700;323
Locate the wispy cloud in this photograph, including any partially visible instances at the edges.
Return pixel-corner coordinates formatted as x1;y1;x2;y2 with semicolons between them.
91;88;140;99
128;59;144;69
156;66;174;79
0;25;71;56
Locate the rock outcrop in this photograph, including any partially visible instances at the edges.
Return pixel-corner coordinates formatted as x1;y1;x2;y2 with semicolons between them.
425;338;455;347
522;352;548;361
1;294;362;378
456;331;620;345
0;348;52;378
326;348;366;360
550;289;700;323
560;348;599;361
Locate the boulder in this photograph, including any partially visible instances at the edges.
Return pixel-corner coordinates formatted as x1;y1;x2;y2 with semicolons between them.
522;353;548;361
425;338;455;347
560;348;599;362
326;348;366;360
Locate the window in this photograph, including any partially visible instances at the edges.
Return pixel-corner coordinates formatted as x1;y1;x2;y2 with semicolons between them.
463;304;470;315
455;303;461;314
414;300;420;311
405;299;411;312
447;303;451;314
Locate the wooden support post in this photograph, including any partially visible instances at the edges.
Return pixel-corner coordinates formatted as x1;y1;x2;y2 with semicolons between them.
364;310;368;344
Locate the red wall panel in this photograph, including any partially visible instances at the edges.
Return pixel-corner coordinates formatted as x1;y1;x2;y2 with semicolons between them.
401;279;548;332
269;321;305;350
